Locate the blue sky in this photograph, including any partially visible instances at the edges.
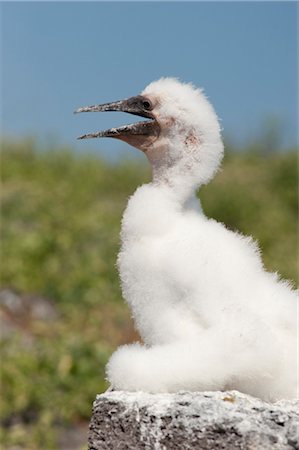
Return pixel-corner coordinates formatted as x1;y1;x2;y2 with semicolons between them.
2;2;298;159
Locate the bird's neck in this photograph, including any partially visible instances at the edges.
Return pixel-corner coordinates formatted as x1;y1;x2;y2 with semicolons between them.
150;159;200;205
121;182;203;243
147;139;223;204
121;141;216;241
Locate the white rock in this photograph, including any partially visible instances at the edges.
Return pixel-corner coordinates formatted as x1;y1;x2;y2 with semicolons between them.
88;390;299;449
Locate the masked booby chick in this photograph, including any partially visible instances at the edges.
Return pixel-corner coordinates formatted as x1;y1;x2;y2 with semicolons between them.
76;78;298;402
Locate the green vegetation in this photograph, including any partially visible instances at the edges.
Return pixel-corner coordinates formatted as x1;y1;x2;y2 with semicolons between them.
1;139;298;449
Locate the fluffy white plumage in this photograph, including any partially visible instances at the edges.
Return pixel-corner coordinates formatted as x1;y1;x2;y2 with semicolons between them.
106;78;298;401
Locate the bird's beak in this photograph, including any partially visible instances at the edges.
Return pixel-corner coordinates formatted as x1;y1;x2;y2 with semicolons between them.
75;96;160;151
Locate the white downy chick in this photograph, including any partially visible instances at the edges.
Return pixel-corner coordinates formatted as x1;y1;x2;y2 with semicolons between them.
76;78;298;402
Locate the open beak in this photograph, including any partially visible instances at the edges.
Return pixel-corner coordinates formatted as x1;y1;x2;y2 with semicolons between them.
75;95;160;150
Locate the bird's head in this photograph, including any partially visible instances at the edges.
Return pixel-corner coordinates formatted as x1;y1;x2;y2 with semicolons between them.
76;78;223;189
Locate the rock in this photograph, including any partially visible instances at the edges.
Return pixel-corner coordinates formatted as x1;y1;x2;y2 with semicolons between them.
0;289;58;322
0;288;58;341
88;390;299;450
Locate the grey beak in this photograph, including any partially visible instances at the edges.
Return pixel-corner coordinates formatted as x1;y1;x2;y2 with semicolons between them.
75;95;157;141
77;121;159;140
74;100;127;114
74;96;153;119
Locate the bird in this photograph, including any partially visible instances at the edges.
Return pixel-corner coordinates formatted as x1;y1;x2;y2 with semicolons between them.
76;77;298;402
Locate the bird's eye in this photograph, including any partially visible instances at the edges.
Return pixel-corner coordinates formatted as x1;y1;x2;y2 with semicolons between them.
142;100;152;110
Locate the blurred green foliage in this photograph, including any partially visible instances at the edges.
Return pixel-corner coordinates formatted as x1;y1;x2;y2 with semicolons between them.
0;139;298;449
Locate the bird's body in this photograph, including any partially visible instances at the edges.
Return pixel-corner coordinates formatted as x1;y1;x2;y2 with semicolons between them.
77;78;298;401
114;182;297;401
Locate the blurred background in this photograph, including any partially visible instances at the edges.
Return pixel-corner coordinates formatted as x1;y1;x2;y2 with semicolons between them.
1;2;298;449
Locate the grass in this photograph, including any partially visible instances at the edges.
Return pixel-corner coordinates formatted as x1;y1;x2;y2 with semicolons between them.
0;138;298;449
